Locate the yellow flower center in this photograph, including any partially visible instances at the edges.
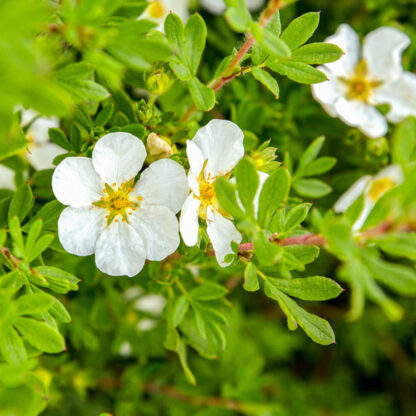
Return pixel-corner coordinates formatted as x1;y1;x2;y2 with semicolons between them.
93;179;142;224
341;60;382;102
198;176;216;220
148;1;165;19
368;177;396;202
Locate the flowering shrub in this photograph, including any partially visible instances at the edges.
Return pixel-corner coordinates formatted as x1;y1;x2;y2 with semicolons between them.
1;0;416;415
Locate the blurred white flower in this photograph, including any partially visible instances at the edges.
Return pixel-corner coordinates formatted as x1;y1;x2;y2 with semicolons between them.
140;0;189;32
134;294;166;315
0;164;16;190
137;318;157;331
312;25;416;138
200;0;265;15
334;164;403;231
21;108;65;170
119;341;132;357
52;132;188;277
179;119;244;266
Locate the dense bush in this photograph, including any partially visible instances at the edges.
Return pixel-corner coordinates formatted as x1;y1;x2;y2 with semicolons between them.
1;0;416;415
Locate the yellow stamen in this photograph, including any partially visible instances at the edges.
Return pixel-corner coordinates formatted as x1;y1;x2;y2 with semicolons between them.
341;60;383;102
368;177;396;201
148;1;165;19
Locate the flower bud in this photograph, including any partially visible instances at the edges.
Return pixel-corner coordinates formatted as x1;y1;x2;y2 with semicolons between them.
146;133;174;160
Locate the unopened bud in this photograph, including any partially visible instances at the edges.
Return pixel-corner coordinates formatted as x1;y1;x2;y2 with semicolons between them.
147;133;174;159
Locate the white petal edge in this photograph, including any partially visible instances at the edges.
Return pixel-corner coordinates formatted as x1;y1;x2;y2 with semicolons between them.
374;72;416;123
363;26;410;83
206;208;242;267
180;194;201;247
311;66;345;117
334;175;372;213
133;158;188;214
129;204;180;261
58;206;106;256
324;24;361;77
352;198;374;231
0;164;15;190
374;164;403;185
95;221;146;277
26;142;65;171
334;97;388;138
191;119;245;177
52;157;103;207
92;132;146;185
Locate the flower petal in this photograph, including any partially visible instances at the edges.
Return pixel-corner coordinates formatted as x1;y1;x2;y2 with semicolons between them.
254;171;269;215
363;26;409;83
324;24;360;77
374;72;416;123
206;209;242;267
52;157;103;207
133;159;188;214
95;221;146;277
129;204;180;261
134;294;166;315
200;0;226;14
27;142;65;170
352;198;374;231
180;195;201;247
58;206;106;256
21;109;59;144
334;175;372;213
191;119;245;177
92;132;146;185
0;164;15;190
374;164;403;184
334;97;388;138
311;66;345;117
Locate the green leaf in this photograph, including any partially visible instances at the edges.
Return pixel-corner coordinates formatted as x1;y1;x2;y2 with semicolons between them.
267;276;343;301
252;23;291;59
297;136;325;174
16;293;55;315
363;252;416;296
28;233;55;262
8;215;24;256
303;157;337;176
177;340;196;385
293;178;331;198
225;0;252;32
23;200;63;232
265;284;335;345
49;299;71;323
31;266;80;294
235;157;259;217
8;184;33;223
95;103;114;127
193;308;207;339
13;316;65;353
185;13;207;75
280;12;320;50
268;61;327;84
292;43;344;64
0;326;27;364
214;177;246;221
165;13;186;61
244;263;259;291
257;167;290;227
392;116;416;165
173;295;189;327
251;67;280;98
375;233;416;260
187;78;215;111
284;203;311;232
170;57;192;81
24;219;43;260
189;283;228;300
254;231;283;266
48;128;72;151
324;222;358;261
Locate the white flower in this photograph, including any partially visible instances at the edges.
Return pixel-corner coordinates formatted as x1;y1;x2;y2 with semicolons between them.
134;294;166;315
179;119;245;266
200;0;265;15
52;132;188;277
312;25;416;138
137;318;157;331
334;164;403;231
140;0;189;32
0;164;16;190
21;109;65;170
